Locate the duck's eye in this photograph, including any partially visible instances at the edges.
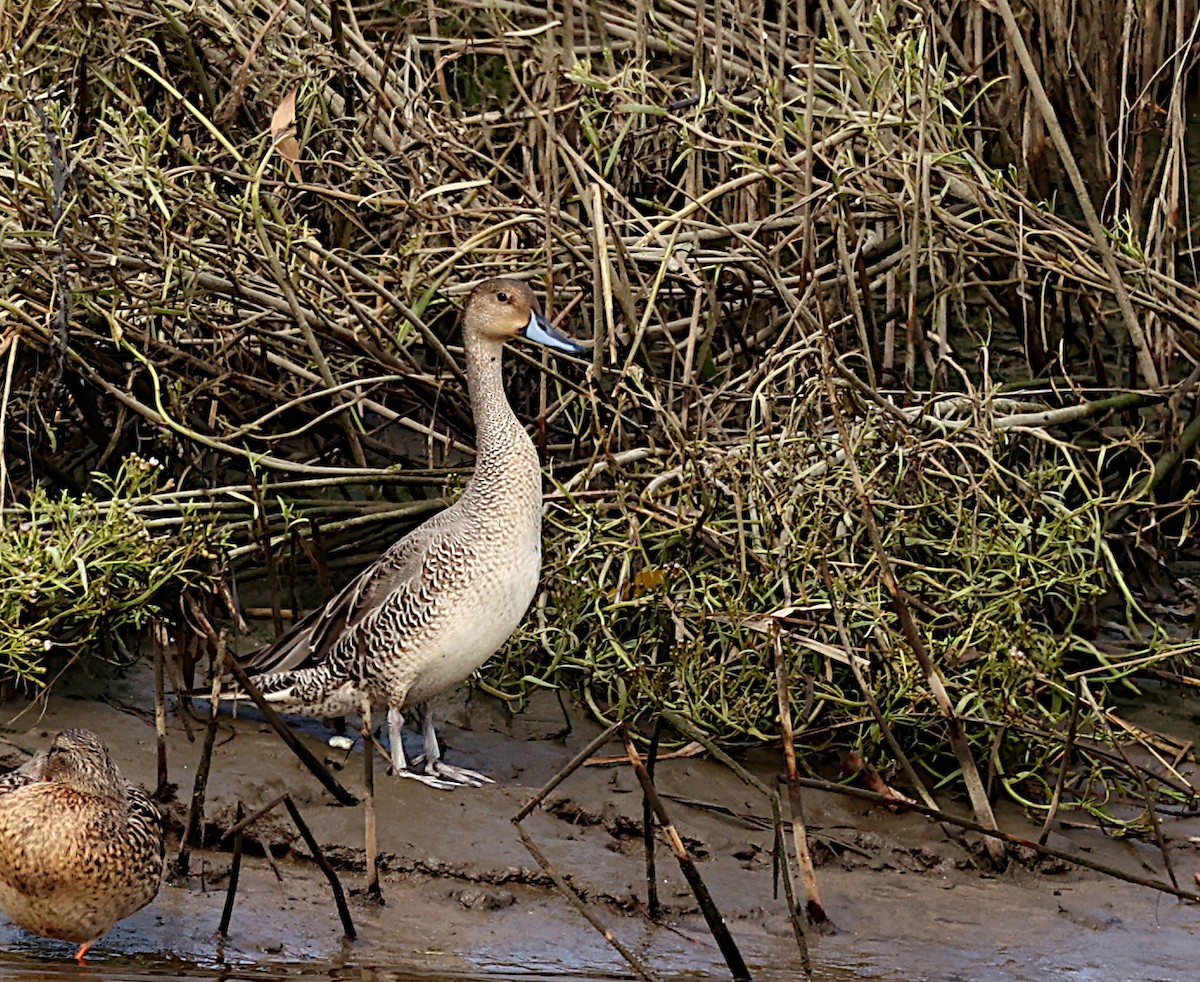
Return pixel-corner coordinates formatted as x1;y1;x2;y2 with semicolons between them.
496;291;509;303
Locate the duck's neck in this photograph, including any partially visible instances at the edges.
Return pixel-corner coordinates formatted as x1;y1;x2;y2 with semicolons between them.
463;334;536;487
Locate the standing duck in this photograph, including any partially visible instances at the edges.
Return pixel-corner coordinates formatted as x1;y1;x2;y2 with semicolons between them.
0;728;164;961
231;278;584;788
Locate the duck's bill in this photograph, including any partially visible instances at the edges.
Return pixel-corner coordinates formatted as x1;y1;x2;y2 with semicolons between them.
523;310;585;355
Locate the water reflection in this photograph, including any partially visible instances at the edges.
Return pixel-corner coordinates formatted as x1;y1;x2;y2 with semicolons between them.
0;953;482;982
0;948;654;982
0;950;856;982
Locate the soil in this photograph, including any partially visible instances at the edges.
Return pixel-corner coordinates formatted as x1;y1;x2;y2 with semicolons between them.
0;662;1196;982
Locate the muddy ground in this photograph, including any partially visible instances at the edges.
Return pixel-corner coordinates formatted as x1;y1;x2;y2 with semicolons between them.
0;662;1196;982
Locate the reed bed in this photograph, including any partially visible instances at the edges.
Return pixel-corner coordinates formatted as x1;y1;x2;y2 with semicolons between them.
1;0;1198;816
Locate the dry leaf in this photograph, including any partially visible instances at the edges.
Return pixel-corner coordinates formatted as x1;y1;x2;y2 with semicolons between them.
271;87;302;182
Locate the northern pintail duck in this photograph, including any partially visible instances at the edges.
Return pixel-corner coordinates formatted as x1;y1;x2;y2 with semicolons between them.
232;278;584;788
0;728;164;961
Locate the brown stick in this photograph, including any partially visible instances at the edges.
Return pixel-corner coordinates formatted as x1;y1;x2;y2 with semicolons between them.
623;730;751;982
176;630;229;877
225;658;358;806
514;824;661;982
772;626;829;928
217;792;356;941
784;773;1200;905
245;472;285;640
361;695;382;902
511;720;661;981
642;719;661;920
992;0;1160;389
153;620;169;798
818;555;935;809
282;795;357;940
655;708;825;973
818;339;1006;865
217;802;245;937
222;793;289;841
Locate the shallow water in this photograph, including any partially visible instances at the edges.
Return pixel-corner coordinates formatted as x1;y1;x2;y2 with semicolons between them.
0;950;862;982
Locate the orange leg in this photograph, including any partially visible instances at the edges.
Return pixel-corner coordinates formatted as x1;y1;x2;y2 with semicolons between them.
74;941;93;963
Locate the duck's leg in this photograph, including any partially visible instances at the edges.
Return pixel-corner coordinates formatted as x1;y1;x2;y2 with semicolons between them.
74;942;93;963
385;705;457;790
413;701;494;788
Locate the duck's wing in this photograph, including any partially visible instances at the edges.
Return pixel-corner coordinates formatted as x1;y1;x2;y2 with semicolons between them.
0;756;42;797
124;784;165;860
240;508;464;676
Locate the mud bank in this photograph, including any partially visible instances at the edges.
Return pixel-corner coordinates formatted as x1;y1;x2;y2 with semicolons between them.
0;664;1196;982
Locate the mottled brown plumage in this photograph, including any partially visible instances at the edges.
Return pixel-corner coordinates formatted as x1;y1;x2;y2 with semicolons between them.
0;728;164;961
231;278;584;788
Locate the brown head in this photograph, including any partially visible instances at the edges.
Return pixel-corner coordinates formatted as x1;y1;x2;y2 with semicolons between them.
40;728;126;801
462;278;584;355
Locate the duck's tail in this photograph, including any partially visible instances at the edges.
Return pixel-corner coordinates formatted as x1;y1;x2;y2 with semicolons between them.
184;664;357;720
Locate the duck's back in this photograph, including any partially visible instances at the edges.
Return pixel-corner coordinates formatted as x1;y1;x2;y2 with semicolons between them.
0;780;163;943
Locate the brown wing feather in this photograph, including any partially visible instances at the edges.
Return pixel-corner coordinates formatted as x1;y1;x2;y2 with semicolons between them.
240;506;462;676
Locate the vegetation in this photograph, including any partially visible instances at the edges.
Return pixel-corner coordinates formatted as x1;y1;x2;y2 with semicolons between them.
1;0;1198;822
0;454;223;686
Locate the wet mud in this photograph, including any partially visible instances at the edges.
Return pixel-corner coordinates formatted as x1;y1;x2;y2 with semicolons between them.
0;663;1196;981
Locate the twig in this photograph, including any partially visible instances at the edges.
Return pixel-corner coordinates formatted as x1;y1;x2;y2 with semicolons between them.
1078;679;1179;890
283;795;357;940
217;801;245;938
225;658;358;806
511;720;661;982
771;626;830;929
176;630;229;878
622;729;751;982
223;793;289;840
513;721;622;822
513;824;662;982
1039;680;1081;847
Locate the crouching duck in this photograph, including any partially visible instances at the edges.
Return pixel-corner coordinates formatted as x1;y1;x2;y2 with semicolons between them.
0;728;164;961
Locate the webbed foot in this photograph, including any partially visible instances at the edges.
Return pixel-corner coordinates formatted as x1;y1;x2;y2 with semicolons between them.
411;756;494;788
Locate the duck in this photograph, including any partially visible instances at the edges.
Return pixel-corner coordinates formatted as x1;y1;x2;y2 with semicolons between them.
0;728;165;961
228;277;584;789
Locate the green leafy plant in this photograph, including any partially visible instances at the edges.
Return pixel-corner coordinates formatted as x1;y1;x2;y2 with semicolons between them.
0;454;226;686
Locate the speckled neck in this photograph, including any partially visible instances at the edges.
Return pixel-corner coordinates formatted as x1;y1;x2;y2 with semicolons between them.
462;332;537;494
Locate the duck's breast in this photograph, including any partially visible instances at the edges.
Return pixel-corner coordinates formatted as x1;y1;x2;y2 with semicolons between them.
398;510;542;705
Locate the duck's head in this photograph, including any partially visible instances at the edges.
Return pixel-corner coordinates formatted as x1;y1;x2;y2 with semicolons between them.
463;278;584;356
41;728;125;801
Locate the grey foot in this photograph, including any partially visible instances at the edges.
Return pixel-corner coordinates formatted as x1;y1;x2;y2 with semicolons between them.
411;756;494;788
391;764;460;791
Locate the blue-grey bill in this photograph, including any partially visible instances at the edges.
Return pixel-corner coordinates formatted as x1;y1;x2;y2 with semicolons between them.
523;310;585;355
